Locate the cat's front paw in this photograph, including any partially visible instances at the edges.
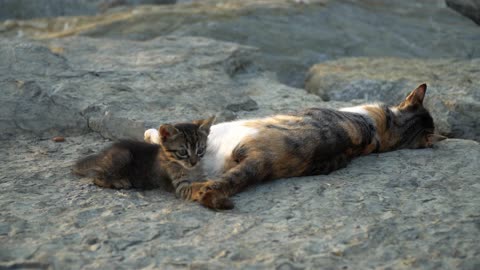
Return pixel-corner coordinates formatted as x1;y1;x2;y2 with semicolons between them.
191;181;234;210
199;189;234;210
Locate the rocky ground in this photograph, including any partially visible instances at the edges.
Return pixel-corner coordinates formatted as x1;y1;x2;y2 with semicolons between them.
1;0;480;269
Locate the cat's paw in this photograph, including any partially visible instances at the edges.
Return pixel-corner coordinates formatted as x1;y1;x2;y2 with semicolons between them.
191;181;234;210
94;178;132;189
199;189;234;210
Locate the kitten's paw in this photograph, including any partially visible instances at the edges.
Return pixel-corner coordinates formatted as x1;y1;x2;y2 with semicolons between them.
93;178;132;189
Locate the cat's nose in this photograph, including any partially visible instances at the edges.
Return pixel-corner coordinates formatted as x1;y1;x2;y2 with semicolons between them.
190;158;198;166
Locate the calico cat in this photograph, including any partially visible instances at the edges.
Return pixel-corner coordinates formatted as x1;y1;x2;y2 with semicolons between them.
145;83;445;210
73;117;215;200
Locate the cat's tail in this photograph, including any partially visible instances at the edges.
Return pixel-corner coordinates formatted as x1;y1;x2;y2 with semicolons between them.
72;153;102;176
72;143;133;178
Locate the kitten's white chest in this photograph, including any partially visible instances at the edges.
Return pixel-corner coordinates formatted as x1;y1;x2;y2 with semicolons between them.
202;120;258;177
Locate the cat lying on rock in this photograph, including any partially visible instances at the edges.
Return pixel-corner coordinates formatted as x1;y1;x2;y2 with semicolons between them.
76;83;446;210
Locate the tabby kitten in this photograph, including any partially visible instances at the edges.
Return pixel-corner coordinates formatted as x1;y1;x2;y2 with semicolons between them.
73;117;214;200
180;84;446;209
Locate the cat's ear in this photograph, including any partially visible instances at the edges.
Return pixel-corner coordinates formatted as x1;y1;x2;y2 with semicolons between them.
427;133;447;144
402;83;427;107
195;116;216;134
159;124;179;142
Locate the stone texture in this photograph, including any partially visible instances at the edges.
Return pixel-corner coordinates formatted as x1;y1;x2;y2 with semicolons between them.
0;0;176;20
305;57;480;140
1;135;479;269
2;0;480;87
446;0;480;25
0;36;331;140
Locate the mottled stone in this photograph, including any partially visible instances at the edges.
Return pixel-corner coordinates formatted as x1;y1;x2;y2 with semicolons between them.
0;0;176;20
446;0;480;25
0;36;327;140
2;0;479;87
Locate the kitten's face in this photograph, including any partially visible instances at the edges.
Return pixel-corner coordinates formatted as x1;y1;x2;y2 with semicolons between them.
159;117;214;169
393;84;446;149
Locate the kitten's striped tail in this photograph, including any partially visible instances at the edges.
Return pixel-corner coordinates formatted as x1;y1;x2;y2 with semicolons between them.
72;154;101;176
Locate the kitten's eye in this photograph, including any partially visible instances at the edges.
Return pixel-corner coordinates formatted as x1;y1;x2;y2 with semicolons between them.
197;146;206;157
176;149;188;159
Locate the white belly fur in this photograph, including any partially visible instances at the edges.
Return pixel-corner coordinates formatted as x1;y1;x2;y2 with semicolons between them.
202;120;258;177
339;105;369;115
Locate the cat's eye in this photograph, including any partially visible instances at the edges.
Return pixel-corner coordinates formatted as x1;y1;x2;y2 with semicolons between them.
197;146;206;156
176;149;188;159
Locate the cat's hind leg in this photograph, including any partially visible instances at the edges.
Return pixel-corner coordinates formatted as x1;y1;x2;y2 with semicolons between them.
93;177;132;189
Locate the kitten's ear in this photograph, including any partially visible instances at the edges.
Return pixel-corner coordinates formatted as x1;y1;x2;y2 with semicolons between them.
427;133;447;144
159;124;179;142
195;116;216;134
403;83;427;107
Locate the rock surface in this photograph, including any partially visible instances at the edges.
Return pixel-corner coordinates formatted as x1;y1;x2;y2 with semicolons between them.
305;57;480;141
0;0;176;20
0;36;335;140
446;0;480;25
1;135;479;269
2;0;480;87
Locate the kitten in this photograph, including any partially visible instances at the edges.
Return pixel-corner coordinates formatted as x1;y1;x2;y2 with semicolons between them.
73;117;215;200
186;84;445;209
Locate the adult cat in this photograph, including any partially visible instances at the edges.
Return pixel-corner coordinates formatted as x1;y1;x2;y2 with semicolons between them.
146;83;446;210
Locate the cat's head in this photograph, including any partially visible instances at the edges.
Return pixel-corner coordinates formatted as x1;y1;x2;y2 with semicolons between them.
158;116;215;169
391;83;446;149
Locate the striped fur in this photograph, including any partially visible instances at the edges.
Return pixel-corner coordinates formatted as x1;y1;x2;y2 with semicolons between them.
73;117;215;200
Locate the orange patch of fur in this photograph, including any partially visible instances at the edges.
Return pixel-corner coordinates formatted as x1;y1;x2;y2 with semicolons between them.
190;180;216;201
339;121;362;145
239;129;309;179
362;142;378;155
363;105;397;151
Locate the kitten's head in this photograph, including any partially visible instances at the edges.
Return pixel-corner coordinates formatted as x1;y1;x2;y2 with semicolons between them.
391;83;446;149
158;116;215;169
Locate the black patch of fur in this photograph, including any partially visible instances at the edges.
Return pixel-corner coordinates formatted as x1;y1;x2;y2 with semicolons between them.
394;107;434;149
73;140;164;189
297;108;376;175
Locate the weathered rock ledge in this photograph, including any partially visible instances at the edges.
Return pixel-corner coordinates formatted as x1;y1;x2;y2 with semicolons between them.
0;36;334;141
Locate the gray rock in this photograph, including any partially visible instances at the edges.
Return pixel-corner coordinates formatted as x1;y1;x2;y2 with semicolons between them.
446;0;480;25
0;36;328;140
2;0;479;87
1;134;479;269
225;96;259;112
0;0;176;20
305;57;480;140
